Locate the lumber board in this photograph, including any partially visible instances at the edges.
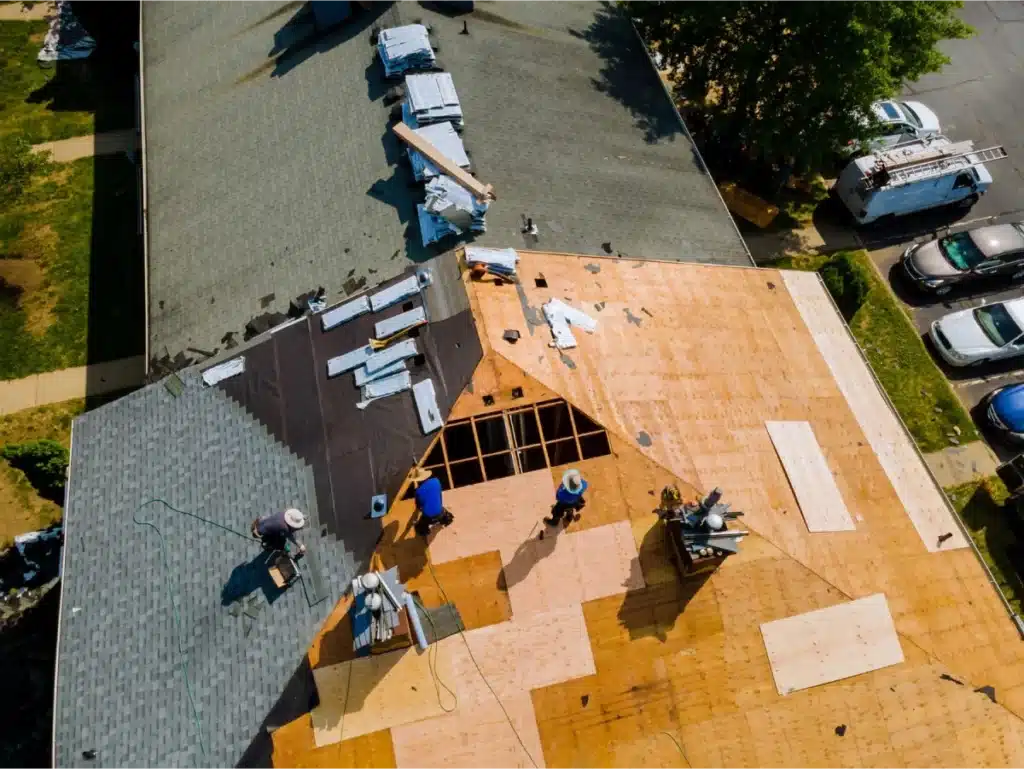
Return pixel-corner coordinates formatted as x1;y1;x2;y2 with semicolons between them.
764;420;855;532
394;121;495;201
760;593;904;695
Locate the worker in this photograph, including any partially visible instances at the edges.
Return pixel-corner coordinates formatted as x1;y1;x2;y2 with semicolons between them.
411;467;454;537
251;508;307;555
545;469;588;527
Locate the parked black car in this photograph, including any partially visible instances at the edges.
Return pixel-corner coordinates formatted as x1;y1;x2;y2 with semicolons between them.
901;222;1024;295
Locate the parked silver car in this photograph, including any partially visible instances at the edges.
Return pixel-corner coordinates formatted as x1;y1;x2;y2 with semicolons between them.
901;222;1024;295
930;297;1024;366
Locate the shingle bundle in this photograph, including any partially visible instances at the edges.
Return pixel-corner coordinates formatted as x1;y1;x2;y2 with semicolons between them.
417;175;489;246
407;121;470;181
404;73;464;129
377;24;436;78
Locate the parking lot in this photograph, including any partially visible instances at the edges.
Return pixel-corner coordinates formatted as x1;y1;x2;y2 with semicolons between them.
855;3;1024;454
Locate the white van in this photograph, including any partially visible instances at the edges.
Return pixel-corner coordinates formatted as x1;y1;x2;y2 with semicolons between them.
834;137;1006;225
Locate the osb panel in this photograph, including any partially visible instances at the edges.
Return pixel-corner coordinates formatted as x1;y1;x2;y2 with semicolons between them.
447;351;562;420
466;250;1024;720
309;592;358;670
311;645;457;747
271;714;396;769
405;550;512;632
503;520;644;617
428;469;556;566
761;594;905;695
391;694;545;768
781;270;968;552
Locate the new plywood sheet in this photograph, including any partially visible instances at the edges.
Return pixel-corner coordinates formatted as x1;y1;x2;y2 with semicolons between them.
780;271;968;552
761;593;904;695
391;694;545;768
310;645;457;746
765;420;854;533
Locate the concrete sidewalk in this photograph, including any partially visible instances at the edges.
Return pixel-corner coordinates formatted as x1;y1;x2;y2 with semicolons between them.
0;356;145;415
32;130;137;164
925;440;1000;488
0;2;55;21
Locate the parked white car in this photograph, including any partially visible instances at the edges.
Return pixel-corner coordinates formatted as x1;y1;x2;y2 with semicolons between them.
848;100;942;154
929;297;1024;366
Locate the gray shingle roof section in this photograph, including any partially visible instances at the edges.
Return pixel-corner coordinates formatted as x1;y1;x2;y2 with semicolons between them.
141;1;749;361
54;371;354;767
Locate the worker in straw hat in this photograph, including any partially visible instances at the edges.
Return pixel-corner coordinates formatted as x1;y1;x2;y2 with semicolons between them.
411;467;455;537
545;469;588;528
251;508;307;555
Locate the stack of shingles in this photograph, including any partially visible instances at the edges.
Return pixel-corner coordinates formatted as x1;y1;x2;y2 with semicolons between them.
403;72;464;129
407;121;470;182
417;175;488;246
377;24;436;78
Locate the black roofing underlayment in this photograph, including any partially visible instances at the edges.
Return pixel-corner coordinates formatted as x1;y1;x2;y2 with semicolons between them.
219;266;482;560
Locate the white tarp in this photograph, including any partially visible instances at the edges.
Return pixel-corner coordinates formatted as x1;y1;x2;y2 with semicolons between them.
543;299;597;350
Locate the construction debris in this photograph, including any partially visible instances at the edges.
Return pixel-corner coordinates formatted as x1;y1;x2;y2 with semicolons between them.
407;122;469;181
465;246;518;277
377;24;436;78
351;568;409;652
543;299;597;349
655;486;748;577
404;72;464;128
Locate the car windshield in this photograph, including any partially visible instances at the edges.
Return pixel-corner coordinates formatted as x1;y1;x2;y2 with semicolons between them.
900;102;923;128
939;231;986;270
879;102;901;121
974;304;1023;347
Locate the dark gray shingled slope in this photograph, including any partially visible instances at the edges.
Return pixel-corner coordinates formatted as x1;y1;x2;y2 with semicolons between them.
54;371;355;767
142;1;749;361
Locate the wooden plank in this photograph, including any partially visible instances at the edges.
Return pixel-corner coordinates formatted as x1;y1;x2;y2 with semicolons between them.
760;593;905;695
394;121;496;201
780;270;968;552
764;420;855;533
310;645;457;746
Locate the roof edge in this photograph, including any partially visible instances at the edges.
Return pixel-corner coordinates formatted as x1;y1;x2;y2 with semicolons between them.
51;416;74;768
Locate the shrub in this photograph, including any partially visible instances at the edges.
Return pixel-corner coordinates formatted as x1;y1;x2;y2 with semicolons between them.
820;252;870;320
1;439;68;504
0;136;53;207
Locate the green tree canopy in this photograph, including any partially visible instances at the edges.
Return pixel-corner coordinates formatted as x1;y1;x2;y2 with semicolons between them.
628;1;972;173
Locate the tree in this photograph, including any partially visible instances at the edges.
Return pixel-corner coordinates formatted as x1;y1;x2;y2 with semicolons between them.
628;2;973;176
1;439;69;504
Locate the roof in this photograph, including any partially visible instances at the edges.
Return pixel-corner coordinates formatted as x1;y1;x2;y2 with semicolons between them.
53;255;482;767
269;249;1024;767
140;1;749;363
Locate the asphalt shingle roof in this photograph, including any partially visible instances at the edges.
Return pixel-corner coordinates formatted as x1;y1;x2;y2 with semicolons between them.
141;1;749;362
54;371;355;767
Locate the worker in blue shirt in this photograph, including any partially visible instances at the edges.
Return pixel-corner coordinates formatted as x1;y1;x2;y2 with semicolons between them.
545;469;588;528
411;467;454;537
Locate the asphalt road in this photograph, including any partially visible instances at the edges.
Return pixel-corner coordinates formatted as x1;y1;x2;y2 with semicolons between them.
861;3;1024;439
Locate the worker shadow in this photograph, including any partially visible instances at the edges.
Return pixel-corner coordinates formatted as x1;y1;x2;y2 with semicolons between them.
499;520;559;591
221;549;290;607
375;518;430;583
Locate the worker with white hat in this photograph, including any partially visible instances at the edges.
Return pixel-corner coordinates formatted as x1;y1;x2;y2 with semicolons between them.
410;467;454;537
251;508;307;555
545;469;588;528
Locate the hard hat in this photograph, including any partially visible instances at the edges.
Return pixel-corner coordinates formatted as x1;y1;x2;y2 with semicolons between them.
410;467;433;484
366;592;383;612
284;508;306;530
706;512;724;531
562;469;583;493
361;572;380;590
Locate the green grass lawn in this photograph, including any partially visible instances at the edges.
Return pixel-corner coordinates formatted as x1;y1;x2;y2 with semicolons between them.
0;20;135;143
945;477;1024;615
0;155;144;378
773;250;978;453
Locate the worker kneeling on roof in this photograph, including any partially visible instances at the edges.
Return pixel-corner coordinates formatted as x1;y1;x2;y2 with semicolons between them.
411;467;454;537
545;469;587;528
251;508;307;555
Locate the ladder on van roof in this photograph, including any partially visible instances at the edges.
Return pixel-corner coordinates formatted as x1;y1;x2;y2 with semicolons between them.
873;142;1008;188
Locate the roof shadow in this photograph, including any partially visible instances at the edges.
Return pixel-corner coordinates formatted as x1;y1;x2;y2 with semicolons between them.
569;1;682;145
268;2;391;78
